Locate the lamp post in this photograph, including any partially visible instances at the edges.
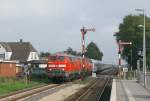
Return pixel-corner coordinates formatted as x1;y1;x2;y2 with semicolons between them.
135;9;146;87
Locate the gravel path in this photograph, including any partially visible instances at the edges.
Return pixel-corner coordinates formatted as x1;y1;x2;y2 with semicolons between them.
39;84;85;101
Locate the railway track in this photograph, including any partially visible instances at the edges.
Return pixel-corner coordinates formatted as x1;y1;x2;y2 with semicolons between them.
75;78;111;101
0;78;94;101
65;68;118;101
0;83;62;101
99;78;112;101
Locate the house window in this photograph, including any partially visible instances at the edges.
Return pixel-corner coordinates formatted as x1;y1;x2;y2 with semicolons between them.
31;53;34;59
34;54;37;59
0;54;5;59
31;53;33;59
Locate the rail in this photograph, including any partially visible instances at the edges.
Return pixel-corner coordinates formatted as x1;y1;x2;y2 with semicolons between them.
73;68;117;101
74;78;111;101
97;78;111;101
75;79;98;101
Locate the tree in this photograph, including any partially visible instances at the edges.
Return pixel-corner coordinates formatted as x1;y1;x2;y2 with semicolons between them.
86;42;103;60
64;47;82;56
114;14;150;70
40;52;51;57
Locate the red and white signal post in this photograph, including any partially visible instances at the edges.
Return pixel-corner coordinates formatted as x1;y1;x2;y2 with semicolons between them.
80;27;95;79
118;40;132;76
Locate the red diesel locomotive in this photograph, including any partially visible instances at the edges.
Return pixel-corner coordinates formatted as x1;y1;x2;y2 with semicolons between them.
46;53;92;81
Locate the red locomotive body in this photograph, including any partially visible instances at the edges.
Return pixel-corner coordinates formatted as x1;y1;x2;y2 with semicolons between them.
46;53;92;81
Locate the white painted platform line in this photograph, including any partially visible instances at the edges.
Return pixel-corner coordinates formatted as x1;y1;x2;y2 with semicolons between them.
110;79;116;101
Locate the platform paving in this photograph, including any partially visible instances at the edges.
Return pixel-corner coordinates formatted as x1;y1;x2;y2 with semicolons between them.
110;79;150;101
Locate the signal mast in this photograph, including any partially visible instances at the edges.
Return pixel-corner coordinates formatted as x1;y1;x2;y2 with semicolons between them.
118;40;132;76
80;27;95;80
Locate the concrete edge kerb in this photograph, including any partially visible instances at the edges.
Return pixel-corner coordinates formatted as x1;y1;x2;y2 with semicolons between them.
110;79;116;101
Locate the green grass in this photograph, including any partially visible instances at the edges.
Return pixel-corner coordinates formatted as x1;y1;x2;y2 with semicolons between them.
0;77;47;95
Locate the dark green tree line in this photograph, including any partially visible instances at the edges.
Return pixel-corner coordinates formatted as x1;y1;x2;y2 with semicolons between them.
40;52;51;57
64;47;82;56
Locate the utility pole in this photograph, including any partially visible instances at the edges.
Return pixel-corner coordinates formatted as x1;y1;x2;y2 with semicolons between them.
80;27;95;80
131;48;133;71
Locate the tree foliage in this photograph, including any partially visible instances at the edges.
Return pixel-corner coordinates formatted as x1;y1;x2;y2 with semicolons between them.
114;15;150;70
86;42;103;60
40;52;51;57
64;47;82;56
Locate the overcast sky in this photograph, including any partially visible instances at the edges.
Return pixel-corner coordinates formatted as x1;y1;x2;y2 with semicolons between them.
0;0;149;64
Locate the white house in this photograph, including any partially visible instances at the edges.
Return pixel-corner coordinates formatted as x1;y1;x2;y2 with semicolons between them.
0;40;39;62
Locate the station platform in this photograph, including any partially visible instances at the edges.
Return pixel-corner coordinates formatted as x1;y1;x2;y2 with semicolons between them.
110;79;150;101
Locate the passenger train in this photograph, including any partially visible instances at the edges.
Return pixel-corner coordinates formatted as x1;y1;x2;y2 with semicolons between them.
91;59;102;72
